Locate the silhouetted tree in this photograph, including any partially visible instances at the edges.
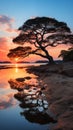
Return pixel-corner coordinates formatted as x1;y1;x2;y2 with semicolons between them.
58;48;73;61
8;17;73;63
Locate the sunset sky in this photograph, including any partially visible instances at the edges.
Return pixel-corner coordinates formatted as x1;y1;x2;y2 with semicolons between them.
0;0;73;62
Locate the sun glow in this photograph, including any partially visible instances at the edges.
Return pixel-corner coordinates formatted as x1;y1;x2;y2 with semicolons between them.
15;58;19;62
15;63;18;73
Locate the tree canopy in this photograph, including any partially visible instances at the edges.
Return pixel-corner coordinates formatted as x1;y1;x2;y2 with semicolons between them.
7;17;73;63
7;46;32;60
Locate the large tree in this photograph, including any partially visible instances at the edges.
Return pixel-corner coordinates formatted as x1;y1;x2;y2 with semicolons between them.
8;17;73;63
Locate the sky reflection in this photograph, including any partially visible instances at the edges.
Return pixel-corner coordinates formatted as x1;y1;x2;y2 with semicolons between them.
0;65;56;130
0;64;37;110
0;65;31;110
0;93;17;110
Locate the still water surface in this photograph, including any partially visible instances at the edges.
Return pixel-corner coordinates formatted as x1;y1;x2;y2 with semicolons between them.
0;64;56;130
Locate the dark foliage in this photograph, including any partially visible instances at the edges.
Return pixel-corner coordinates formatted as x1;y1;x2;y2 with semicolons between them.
7;46;32;59
59;48;73;61
8;17;73;63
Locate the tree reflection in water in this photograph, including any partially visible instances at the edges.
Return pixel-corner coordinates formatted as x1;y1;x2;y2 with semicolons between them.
8;77;57;124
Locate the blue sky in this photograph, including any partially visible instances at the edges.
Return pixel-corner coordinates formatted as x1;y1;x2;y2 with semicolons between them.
0;0;73;29
0;0;73;61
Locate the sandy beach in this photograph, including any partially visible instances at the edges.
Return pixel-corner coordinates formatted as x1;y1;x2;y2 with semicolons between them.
27;62;73;130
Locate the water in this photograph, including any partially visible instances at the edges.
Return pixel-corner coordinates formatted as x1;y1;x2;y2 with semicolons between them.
0;64;56;130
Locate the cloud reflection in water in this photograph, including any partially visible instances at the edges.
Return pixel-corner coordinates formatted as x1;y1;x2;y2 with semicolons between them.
0;93;17;110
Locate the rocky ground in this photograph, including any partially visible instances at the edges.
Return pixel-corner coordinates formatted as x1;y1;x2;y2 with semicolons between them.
27;62;73;130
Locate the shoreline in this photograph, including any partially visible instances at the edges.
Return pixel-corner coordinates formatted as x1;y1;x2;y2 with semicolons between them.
27;62;73;130
0;62;73;129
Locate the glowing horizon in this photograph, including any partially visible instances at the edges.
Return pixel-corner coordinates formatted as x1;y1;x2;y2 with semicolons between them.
0;0;73;61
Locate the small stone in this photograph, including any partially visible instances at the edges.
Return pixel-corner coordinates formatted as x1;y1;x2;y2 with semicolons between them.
25;76;31;80
43;100;48;105
38;106;44;112
32;100;37;104
25;86;30;90
41;87;45;90
44;104;48;109
41;94;45;97
38;99;42;105
25;95;31;100
16;78;25;82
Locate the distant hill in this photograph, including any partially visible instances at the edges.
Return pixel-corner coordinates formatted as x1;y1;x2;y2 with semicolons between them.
35;60;49;63
35;60;63;64
0;61;12;64
17;61;30;63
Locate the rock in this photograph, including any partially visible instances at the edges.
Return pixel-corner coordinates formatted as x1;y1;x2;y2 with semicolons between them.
61;69;73;77
25;76;31;80
16;78;25;82
41;86;45;90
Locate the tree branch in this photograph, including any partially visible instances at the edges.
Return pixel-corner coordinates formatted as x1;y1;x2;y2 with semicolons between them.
32;52;47;58
30;48;46;58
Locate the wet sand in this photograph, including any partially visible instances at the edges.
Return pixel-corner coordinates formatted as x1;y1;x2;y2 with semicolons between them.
27;62;73;130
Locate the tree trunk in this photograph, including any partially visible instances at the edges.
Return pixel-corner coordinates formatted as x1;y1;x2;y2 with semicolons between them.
41;46;54;64
38;42;55;64
47;55;55;64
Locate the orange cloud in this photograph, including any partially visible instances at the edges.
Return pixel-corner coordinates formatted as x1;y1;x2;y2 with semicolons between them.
0;37;9;50
0;37;18;61
0;15;20;61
